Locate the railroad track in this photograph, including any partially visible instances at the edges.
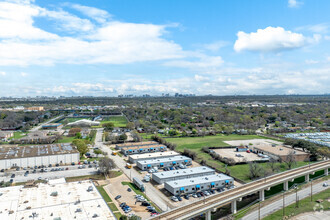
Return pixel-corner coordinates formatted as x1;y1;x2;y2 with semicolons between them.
153;160;330;220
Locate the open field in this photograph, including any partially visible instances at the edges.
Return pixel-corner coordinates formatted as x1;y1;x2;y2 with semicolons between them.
167;135;310;182
98;116;128;128
56;136;76;143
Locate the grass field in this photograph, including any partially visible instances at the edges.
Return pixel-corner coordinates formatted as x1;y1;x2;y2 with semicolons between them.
10;131;27;139
56;136;76;143
100;116;128;127
167;135;310;182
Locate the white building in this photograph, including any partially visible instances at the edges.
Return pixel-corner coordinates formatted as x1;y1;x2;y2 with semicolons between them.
128;151;180;163
67;119;100;127
152;166;215;184
136;156;192;170
0;144;79;169
164;174;234;196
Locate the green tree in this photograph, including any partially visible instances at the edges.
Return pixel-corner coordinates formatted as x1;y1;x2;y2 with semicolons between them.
72;139;88;157
102;122;114;131
119;133;127;141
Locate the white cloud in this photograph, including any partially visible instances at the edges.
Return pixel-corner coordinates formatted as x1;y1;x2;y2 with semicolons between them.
234;27;314;52
288;0;303;8
305;59;319;64
203;41;228;52
70;4;111;23
165;54;223;69
194;74;209;82
296;23;329;34
21;72;28;77
0;71;5;76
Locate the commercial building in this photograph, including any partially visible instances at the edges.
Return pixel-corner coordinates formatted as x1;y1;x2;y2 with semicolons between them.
42;123;63;130
115;141;158;150
120;144;166;155
164;174;234;196
253;145;309;161
152;166;215;184
136;156;192;171
128;151;180;163
26;106;44;111
0;144;79;169
0;180;115;220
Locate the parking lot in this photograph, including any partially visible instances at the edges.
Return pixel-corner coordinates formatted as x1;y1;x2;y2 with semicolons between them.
0;163;99;183
212;148;264;163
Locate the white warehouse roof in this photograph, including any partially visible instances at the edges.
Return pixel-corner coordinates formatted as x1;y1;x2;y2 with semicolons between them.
165;174;233;188
138;155;191;165
153;166;214;179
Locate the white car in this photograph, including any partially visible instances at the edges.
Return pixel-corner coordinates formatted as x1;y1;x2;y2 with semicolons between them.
171;196;179;202
323;182;328;187
192;194;198;198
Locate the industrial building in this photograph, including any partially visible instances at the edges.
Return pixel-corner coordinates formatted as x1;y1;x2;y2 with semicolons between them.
42;123;63;130
0;144;79;169
164;174;234;195
0;180;115;220
128;151;180;163
136;156;192;171
253;145;309;161
152;166;215;184
120;144;167;155
115;141;158;150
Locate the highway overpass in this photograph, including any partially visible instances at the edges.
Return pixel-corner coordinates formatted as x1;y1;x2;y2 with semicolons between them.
151;160;330;220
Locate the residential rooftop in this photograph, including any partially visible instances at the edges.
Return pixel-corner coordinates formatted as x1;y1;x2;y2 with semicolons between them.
0;143;79;160
153;166;215;179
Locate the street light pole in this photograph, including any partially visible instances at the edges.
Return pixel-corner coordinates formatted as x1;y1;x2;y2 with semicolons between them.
294;184;298;208
310;179;313;202
258;200;261;220
282;191;285;217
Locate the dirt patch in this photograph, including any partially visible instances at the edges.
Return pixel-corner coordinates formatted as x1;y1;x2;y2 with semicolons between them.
290;211;330;220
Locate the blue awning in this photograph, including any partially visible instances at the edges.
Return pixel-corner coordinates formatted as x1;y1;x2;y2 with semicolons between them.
139;149;143;151
184;160;188;163
211;182;215;185
180;187;184;191
196;185;200;188
160;163;164;166
225;180;229;183
129;149;132;152
160;146;164;149
150;148;154;150
147;164;151;167
172;161;176;164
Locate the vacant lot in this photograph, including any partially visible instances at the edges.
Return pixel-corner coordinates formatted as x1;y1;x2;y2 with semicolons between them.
167;135;310;182
100;116;128;127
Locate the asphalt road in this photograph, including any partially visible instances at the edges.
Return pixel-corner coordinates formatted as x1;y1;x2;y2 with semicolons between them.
242;180;330;220
95;128;171;212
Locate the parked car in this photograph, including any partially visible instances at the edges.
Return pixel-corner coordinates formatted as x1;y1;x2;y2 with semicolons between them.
115;195;121;200
184;194;190;200
323;182;328;187
127;188;132;192
176;196;182;201
142;201;150;206
120;202;126;208
11;174;15;178
171;196;178;202
9;179;13;183
0;169;4;172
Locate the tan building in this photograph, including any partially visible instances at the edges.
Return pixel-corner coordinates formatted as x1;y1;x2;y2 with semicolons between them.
27;106;44;111
253;145;309;162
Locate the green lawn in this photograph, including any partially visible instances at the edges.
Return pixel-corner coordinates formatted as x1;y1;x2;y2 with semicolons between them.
10;131;27;139
107;202;119;212
167;135;310;182
65;174;105;182
168;134;264;152
100;116;128;127
96;185;112;202
56;136;76;143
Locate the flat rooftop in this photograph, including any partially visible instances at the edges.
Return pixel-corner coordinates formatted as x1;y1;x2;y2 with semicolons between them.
253;145;308;156
129;151;179;160
165;174;233;188
0;180;115;220
138;155;191;165
153;166;214;179
116;141;158;147
0;143;79;160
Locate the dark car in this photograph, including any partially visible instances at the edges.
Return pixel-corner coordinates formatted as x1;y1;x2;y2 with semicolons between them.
120;202;126;208
32;170;37;173
48;164;52;167
176;196;182;201
142;201;151;206
9;179;13;183
115;195;121;200
127;188;132;192
0;169;4;172
71;162;75;166
184;194;190;200
11;174;15;178
55;164;59;167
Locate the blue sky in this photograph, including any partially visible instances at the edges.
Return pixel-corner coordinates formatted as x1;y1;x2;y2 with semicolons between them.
0;0;329;97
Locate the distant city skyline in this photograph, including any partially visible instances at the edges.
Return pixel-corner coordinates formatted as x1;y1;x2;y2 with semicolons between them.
0;0;329;96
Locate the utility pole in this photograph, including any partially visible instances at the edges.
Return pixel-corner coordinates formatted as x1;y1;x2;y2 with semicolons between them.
294;184;298;208
258;200;261;220
310;179;313;202
282;191;285;217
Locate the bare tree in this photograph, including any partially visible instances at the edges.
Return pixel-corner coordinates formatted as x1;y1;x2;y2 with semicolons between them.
99;157;116;177
283;151;297;170
268;157;279;173
248;162;264;180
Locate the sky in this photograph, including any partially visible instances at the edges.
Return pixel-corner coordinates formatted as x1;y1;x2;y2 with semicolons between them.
0;0;329;97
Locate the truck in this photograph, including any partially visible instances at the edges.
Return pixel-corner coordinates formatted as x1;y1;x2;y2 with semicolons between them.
112;151;118;156
126;163;132;169
133;177;145;192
